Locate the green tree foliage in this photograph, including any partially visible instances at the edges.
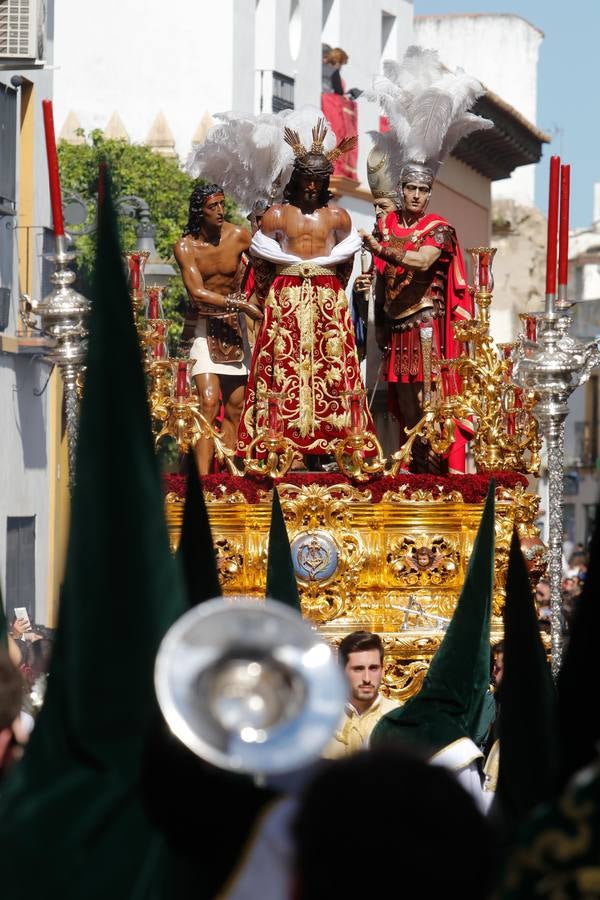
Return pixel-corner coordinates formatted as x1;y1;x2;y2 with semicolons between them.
58;130;245;347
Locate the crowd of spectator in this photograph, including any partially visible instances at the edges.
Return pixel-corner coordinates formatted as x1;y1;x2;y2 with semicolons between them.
533;535;589;643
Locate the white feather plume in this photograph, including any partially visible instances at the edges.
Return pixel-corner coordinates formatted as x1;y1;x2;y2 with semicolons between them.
185;106;337;212
366;44;493;176
439;112;494;161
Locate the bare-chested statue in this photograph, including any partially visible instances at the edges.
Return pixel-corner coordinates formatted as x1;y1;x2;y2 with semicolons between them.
174;183;262;474
236;120;374;463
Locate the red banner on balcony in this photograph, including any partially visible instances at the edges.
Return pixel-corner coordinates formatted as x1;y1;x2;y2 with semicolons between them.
321;93;358;182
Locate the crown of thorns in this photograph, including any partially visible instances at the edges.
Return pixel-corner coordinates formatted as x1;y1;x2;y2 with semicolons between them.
283;118;357;177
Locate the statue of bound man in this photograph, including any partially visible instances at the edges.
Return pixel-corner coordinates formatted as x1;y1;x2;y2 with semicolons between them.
236;119;374;464
174;183;262;475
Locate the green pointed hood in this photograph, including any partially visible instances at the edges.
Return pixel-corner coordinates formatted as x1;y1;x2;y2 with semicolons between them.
557;507;600;785
265;487;301;612
0;171;186;899
177;453;221;606
372;480;495;754
494;530;558;836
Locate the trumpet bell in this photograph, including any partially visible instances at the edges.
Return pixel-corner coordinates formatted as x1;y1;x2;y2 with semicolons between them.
155;597;347;774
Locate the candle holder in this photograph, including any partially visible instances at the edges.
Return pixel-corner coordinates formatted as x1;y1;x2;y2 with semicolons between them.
147;357;172;414
389;249;541;476
331;389;386;482
139;317;170;360
24;235;91;490
150;320;169;361
518;312;539;343
145;285;165;320
467;247;497;328
152;359;236;470
124;250;149;321
388;394;456;475
243;392;296;479
512;299;600;675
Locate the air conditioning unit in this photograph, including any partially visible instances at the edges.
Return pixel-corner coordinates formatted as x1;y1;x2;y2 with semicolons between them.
0;0;44;61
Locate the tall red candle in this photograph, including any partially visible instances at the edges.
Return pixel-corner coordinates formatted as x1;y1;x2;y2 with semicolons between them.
153;323;166;359
175;361;188;398
441;366;452;398
558;164;571;286
41;100;65;237
267;396;279;434
147;294;159;319
545;155;560;296
349;394;362;431
128;254;140;291
479;256;489;289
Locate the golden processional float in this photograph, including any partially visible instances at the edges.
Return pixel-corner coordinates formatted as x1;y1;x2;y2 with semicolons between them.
121;246;548;704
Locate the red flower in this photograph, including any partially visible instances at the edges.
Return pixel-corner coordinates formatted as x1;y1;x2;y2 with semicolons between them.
163;471;527;505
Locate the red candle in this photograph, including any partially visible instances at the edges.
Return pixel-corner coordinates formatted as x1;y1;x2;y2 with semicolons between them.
41;100;65;237
153;323;166;359
514;387;522;408
267;396;279;434
558;164;571;286
128;254;140;291
479;256;489;289
441;366;452;398
526;316;537;341
175;361;188;398
147;294;159;319
545;155;560;296
506;412;516;436
349;394;362;431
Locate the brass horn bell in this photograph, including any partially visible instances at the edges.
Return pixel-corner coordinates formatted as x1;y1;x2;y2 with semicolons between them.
154;597;347;774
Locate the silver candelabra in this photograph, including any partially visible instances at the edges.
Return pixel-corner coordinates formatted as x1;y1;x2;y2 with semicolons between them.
23;235;91;491
513;302;600;675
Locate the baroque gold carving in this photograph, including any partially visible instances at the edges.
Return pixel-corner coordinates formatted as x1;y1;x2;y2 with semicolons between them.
381;659;429;703
164;477;544;699
214;536;244;587
381;486;464;503
387;535;460;587
280;482;371;530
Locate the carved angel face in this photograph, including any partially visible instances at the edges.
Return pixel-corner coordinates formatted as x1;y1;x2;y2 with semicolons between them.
415;547;434;569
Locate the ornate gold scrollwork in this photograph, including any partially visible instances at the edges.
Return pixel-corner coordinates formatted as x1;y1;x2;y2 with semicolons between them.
214;536;244;587
280;484;368;624
387;534;461;587
381;659;430;703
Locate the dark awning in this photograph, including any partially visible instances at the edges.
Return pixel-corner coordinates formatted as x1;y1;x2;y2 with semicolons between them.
452;91;550;181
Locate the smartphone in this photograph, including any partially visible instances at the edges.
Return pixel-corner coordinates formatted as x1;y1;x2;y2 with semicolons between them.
14;607;32;631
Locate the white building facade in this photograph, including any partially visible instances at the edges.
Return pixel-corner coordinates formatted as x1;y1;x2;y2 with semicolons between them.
0;0;67;627
558;184;600;545
415;13;543;209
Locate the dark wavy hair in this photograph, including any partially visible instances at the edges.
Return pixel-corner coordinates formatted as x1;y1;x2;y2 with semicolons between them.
338;630;384;667
183;183;224;237
283;167;332;208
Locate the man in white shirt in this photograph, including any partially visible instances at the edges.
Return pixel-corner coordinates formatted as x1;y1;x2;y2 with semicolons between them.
323;631;399;758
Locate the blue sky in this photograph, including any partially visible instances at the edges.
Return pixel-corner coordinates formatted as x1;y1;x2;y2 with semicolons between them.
414;0;598;229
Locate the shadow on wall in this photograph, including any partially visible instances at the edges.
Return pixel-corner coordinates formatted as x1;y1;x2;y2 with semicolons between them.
1;354;49;470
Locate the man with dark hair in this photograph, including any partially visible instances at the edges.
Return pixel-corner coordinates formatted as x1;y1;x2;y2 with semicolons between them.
236;118;374;467
0;651;24;777
174;183;262;474
292;749;495;900
323;630;399;758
